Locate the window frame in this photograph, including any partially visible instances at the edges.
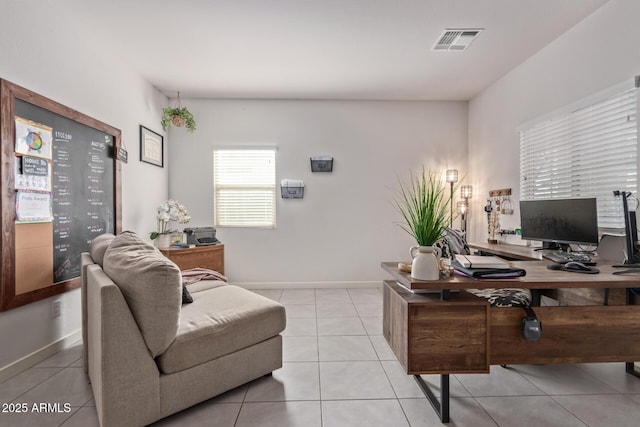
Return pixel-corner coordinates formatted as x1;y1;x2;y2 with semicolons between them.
213;147;277;228
519;80;638;231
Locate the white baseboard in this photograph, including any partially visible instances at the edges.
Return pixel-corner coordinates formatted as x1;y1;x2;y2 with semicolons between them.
0;330;82;383
231;281;381;290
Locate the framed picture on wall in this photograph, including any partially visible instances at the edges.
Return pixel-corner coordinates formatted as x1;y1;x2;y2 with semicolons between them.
140;125;164;167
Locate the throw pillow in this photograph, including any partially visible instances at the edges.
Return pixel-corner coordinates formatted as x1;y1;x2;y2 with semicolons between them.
466;288;532;307
182;286;193;304
435;228;470;259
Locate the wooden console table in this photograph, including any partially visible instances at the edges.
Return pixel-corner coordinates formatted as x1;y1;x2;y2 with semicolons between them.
381;261;640;423
160;244;224;274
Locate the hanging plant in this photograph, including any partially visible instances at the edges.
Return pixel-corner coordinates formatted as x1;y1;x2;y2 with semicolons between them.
161;92;196;132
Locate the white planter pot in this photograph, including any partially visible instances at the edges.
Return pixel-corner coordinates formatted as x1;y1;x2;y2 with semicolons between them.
410;245;442;280
154;233;182;249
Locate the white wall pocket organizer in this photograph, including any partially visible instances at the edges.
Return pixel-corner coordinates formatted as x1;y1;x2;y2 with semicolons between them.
280;179;305;199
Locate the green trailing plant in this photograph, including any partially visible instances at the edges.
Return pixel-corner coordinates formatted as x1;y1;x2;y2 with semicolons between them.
394;168;451;246
161;106;196;132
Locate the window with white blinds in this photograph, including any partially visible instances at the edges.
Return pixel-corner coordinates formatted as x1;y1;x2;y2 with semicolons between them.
213;148;276;227
519;83;638;229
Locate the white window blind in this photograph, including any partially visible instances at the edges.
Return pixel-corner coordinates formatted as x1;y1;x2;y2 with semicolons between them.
520;83;638;229
213;148;276;227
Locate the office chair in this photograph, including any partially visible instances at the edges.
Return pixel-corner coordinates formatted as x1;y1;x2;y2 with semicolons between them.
598;234;627;305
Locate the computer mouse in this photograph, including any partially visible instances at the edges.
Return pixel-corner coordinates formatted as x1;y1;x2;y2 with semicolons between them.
563;261;599;274
564;261;590;271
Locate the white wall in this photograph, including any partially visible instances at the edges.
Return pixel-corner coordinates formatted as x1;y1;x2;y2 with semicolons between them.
0;1;167;370
467;0;640;244
169;99;468;285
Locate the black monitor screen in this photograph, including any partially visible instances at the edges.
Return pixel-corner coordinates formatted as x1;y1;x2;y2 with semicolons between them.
520;198;599;246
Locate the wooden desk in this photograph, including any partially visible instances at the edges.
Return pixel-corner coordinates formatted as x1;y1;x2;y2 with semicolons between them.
381;261;639;292
468;242;627;305
468;241;542;261
381;261;640;423
160;244;224;274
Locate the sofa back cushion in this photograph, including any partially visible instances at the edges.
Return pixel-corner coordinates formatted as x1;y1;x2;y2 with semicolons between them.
89;233;116;267
103;231;181;357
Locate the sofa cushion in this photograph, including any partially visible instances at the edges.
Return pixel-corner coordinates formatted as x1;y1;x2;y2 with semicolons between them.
186;280;227;294
181;268;228;304
157;285;286;374
103;231;181;357
90;233;116;267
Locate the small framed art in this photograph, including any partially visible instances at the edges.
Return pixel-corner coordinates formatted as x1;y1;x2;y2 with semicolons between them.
140;125;164;167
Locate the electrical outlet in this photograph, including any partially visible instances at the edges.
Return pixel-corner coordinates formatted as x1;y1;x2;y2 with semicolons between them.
51;300;61;318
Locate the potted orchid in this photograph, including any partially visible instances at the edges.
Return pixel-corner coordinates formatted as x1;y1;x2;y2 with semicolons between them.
149;199;191;247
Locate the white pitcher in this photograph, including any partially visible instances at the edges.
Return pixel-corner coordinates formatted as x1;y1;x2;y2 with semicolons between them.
410;246;442;280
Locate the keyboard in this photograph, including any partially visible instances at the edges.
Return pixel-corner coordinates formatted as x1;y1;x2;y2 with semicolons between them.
543;251;596;266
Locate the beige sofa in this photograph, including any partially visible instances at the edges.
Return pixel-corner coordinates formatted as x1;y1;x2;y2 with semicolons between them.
81;231;286;427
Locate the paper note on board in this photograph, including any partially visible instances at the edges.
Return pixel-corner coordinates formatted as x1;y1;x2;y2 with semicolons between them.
16;190;53;222
15;116;53;160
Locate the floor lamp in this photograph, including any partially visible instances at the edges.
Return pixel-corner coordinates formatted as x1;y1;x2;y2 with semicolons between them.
457;201;467;232
446;169;459;226
460;185;473;232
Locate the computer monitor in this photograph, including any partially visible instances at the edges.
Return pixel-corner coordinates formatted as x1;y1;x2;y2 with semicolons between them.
519;198;599;250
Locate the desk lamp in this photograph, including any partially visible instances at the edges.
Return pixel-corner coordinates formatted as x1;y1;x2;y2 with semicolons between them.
446;169;459;226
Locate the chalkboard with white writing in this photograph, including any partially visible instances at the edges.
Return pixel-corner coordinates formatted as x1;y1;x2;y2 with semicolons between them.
15;99;115;282
1;79;122;311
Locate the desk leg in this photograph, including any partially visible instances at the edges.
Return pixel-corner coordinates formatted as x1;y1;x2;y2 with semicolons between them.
530;289;541;306
414;374;450;423
625;289;640;378
626;363;640;378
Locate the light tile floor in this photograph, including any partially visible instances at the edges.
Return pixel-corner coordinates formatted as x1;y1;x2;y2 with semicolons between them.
2;287;640;426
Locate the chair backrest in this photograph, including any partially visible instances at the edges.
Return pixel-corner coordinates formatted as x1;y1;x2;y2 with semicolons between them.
598;234;627;263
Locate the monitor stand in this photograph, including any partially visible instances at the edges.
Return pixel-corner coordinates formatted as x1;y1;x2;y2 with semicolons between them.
533;242;570;252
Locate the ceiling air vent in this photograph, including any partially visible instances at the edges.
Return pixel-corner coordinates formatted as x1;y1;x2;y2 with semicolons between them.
433;28;483;51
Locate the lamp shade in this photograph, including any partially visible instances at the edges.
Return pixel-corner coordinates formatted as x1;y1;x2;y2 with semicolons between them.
460;185;473;199
446;169;459;183
457;200;467;214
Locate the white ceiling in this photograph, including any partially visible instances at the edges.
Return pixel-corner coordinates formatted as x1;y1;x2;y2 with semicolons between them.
67;0;609;101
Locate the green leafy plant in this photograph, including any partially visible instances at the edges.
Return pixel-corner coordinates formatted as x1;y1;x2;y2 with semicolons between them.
161;106;196;132
394;168;450;246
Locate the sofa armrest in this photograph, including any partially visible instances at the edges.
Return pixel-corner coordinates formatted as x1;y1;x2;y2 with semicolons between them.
81;252;94;374
86;264;161;427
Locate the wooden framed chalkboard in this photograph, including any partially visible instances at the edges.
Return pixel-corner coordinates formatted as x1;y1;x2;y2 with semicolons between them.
0;79;122;311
